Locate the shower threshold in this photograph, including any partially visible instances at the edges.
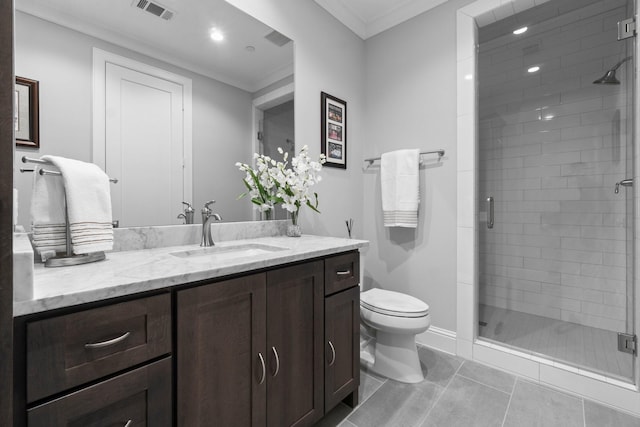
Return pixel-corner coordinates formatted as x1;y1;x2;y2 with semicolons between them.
478;304;633;382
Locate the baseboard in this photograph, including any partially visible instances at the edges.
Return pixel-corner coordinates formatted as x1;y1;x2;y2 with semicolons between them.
416;326;457;355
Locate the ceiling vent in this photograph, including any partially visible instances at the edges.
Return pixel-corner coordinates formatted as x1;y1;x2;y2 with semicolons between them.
133;0;175;21
264;30;292;47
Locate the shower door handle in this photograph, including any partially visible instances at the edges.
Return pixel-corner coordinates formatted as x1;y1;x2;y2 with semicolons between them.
615;178;633;194
487;197;494;229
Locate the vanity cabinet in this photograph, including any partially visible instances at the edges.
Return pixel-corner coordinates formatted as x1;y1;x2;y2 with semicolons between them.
176;273;267;426
324;286;360;412
324;252;360;413
15;248;362;427
28;358;172;427
177;260;325;427
17;293;172;427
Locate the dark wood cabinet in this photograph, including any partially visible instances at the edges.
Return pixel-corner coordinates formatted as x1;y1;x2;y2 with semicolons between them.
26;294;171;403
266;261;324;427
324;286;360;412
177;260;325;427
17;250;361;427
177;273;267;427
27;357;171;427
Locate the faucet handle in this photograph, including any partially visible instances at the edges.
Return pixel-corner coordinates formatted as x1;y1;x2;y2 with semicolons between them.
182;201;194;212
204;200;216;210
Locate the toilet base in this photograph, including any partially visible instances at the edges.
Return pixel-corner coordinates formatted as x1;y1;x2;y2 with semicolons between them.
369;331;424;383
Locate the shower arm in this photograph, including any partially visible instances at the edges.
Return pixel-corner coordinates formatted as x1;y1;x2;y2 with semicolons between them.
610;56;633;71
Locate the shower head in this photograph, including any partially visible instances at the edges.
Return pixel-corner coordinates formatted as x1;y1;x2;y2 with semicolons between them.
593;56;632;85
593;69;620;85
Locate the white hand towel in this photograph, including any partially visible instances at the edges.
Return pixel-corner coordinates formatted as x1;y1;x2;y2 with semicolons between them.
380;149;420;228
42;156;114;254
30;166;67;253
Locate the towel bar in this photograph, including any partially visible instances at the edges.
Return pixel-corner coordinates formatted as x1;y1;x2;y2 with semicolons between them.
20;156;117;267
363;149;445;170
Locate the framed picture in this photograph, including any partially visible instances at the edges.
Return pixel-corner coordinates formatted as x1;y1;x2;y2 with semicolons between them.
15;76;39;148
321;92;346;169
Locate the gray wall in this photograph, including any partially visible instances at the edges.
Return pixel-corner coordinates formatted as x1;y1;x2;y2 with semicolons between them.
14;11;254;228
362;0;474;333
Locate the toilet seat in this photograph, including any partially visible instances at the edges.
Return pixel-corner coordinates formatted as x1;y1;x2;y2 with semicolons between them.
360;288;429;318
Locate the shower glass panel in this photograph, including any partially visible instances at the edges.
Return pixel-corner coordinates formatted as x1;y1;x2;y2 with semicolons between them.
477;0;635;382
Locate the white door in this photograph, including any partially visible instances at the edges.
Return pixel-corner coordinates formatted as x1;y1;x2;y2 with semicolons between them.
105;63;184;227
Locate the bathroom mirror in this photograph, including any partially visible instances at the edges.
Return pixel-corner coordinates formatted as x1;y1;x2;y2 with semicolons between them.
13;0;294;228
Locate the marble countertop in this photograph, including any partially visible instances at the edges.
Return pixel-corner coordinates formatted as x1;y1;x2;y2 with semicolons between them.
14;235;368;317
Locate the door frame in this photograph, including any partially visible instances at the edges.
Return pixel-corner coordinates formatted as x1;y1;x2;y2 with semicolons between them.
0;0;13;423
92;48;193;208
250;82;294;221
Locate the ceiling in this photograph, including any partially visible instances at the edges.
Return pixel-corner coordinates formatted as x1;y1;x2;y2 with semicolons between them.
314;0;450;39
15;0;294;92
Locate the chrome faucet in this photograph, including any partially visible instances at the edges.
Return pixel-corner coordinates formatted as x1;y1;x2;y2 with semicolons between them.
177;201;195;224
201;200;222;247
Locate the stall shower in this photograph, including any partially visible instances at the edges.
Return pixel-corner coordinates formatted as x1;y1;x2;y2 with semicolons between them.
477;0;636;381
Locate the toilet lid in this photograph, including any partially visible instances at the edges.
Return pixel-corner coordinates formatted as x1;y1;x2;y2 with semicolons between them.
360;288;429;318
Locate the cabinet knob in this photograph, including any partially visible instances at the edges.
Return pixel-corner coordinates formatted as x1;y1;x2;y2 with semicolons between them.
257;352;266;385
328;341;336;366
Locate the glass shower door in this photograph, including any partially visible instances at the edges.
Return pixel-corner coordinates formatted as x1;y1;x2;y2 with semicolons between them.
476;0;636;382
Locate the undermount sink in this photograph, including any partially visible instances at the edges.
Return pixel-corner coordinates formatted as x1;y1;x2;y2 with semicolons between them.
170;243;289;261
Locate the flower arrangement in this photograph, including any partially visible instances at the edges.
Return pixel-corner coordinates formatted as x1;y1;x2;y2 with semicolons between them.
236;145;326;233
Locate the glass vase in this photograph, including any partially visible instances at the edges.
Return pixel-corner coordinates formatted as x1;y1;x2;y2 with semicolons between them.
287;210;302;237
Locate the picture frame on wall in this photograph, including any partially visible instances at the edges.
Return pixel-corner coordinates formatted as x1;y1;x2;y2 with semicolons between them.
321;92;346;169
15;76;39;148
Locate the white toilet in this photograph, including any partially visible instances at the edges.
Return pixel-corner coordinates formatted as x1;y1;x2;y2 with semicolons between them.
360;288;431;383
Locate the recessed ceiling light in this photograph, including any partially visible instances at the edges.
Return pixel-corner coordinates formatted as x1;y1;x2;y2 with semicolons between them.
209;28;224;42
527;66;540;73
513;26;528;35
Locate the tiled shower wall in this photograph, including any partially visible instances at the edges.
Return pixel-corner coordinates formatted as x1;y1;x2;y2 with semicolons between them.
478;0;632;333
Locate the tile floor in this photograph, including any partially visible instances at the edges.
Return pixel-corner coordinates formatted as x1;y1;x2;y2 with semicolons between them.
315;346;640;427
478;305;634;381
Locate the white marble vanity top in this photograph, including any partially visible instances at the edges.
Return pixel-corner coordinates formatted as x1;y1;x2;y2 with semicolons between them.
13;235;368;317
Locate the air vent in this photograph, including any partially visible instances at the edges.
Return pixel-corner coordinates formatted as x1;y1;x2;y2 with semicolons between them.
264;30;292;47
132;0;175;21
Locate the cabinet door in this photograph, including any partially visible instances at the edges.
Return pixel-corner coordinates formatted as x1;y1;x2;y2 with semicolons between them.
27;357;171;427
325;286;360;412
266;261;324;427
177;274;267;427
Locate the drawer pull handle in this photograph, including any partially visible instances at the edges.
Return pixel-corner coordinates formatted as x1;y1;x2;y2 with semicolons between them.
257;352;266;385
84;331;131;349
124;420;132;427
328;341;336;366
271;346;280;377
336;270;351;276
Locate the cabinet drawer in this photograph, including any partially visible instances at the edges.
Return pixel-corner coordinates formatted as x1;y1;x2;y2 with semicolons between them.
26;293;171;403
324;251;359;296
28;357;172;427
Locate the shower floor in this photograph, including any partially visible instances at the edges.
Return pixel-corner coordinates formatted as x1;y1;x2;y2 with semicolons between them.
479;304;633;381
